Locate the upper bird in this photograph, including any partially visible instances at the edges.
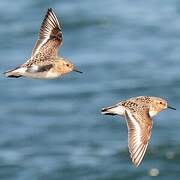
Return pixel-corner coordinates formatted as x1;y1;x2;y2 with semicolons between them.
4;8;82;79
101;96;176;167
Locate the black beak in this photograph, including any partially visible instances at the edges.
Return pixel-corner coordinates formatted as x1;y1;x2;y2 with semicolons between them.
73;68;83;73
167;105;176;110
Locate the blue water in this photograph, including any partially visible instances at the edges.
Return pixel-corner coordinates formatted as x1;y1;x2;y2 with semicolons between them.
0;0;180;179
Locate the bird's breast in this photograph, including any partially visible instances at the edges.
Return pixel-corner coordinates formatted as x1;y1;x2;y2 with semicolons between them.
149;110;158;117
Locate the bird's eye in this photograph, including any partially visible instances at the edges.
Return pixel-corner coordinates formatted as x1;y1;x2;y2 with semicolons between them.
159;102;163;104
66;64;69;67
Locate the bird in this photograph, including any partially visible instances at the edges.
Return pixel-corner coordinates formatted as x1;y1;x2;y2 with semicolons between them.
4;8;82;79
101;96;176;167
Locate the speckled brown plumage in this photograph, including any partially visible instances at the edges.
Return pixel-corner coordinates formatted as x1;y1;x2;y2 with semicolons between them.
102;96;176;167
4;8;82;79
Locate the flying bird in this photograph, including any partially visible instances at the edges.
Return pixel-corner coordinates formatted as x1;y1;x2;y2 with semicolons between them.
4;8;82;79
101;96;176;167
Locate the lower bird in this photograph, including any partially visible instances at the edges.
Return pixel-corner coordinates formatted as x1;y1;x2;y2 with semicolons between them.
101;96;176;167
4;8;82;79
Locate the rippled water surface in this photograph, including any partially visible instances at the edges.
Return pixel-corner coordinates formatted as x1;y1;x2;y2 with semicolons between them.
1;0;180;179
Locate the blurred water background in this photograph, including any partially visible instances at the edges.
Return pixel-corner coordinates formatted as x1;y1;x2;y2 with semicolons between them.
0;0;180;179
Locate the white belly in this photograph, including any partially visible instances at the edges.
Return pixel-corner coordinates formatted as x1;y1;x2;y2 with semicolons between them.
23;71;60;79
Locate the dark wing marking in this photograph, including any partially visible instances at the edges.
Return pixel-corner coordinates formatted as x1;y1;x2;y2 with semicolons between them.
36;64;53;72
31;8;63;58
125;108;153;167
26;64;53;73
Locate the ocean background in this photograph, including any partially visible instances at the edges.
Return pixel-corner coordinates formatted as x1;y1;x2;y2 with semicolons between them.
0;0;180;179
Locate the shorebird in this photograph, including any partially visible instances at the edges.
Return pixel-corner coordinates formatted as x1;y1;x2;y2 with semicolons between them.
4;8;82;79
101;96;176;167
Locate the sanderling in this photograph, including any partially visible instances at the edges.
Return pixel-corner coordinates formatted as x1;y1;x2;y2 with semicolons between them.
4;8;82;79
101;96;176;167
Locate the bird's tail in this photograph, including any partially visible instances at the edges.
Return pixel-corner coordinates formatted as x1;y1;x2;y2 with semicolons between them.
101;105;119;115
4;67;22;78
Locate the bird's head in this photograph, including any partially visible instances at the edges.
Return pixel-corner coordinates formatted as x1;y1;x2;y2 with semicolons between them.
149;97;176;117
56;58;82;75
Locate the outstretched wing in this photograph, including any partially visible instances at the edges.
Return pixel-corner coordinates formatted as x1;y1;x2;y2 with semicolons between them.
31;8;63;58
125;108;153;167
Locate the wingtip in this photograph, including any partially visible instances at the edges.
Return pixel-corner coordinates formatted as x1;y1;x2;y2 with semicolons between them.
132;159;141;167
133;163;140;168
48;8;53;12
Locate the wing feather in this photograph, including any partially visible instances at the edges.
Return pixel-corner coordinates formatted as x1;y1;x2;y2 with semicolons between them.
125;109;153;167
31;8;62;58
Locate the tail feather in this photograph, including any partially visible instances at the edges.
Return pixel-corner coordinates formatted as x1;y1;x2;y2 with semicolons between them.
101;105;118;115
4;67;22;78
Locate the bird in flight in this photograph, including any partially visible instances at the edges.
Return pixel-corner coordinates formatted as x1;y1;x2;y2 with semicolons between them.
4;8;82;79
101;96;176;167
